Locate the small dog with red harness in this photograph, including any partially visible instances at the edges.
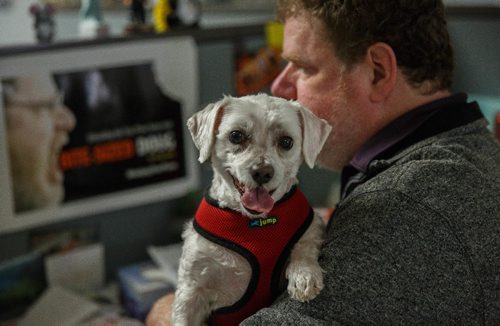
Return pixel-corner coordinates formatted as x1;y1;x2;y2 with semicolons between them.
173;94;332;325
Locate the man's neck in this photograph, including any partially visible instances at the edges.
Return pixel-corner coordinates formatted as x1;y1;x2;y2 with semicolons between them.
386;76;451;126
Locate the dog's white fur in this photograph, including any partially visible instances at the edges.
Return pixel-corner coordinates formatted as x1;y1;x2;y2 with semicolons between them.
173;94;332;325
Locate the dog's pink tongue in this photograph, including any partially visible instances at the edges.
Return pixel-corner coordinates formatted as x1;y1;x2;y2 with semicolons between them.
241;187;275;214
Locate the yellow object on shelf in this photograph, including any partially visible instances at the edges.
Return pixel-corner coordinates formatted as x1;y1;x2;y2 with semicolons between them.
152;0;172;33
265;21;284;49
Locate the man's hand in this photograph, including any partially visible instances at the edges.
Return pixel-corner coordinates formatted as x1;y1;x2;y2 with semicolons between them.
146;293;175;326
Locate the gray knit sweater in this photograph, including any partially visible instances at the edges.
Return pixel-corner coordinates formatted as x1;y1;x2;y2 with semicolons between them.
242;117;500;324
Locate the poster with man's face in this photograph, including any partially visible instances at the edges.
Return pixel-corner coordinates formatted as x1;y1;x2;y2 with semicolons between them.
0;36;198;233
54;63;186;202
1;74;71;213
1;63;186;214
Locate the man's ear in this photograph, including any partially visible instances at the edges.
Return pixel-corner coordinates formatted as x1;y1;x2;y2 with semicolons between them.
366;42;397;103
186;96;229;163
294;102;332;168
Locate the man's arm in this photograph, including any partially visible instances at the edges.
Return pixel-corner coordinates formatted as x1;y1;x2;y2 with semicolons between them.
146;293;175;326
242;190;482;324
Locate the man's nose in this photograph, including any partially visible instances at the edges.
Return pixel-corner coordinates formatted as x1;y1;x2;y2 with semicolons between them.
55;105;76;132
271;63;297;100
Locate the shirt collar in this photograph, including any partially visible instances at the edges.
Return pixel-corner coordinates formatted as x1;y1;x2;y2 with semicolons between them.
350;93;468;173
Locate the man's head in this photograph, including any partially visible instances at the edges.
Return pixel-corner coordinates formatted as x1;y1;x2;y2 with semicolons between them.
2;75;76;212
276;0;454;93
272;0;454;171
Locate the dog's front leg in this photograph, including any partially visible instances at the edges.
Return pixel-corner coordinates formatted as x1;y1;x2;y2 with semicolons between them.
172;227;218;326
286;214;325;302
172;282;215;326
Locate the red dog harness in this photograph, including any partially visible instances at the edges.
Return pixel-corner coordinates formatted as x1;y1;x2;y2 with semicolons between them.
193;186;314;326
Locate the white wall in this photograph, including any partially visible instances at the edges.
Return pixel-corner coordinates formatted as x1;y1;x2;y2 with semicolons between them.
0;0;130;47
0;0;35;45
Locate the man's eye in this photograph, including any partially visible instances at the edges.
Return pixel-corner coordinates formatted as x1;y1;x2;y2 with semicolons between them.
300;66;317;76
229;130;246;144
278;136;294;150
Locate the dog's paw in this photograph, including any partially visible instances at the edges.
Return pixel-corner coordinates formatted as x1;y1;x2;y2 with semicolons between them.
286;261;324;302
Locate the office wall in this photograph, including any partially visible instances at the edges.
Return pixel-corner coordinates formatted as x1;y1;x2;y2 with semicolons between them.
448;15;500;96
0;0;34;45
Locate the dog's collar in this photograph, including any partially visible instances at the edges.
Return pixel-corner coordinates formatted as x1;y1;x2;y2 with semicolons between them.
204;185;298;213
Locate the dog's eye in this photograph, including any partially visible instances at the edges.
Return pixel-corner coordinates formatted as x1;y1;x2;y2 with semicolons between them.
229;130;246;145
278;136;294;150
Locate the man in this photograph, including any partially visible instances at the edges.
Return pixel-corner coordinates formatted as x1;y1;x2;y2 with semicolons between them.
2;75;76;212
147;0;500;324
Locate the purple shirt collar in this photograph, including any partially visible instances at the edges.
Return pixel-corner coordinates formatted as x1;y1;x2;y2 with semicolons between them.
350;93;467;172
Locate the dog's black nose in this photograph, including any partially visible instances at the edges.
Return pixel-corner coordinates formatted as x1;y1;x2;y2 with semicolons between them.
252;165;274;185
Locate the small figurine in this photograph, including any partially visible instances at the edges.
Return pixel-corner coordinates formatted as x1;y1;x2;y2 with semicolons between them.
152;0;172;33
130;0;146;24
123;0;154;34
79;0;109;39
152;0;200;33
176;0;201;27
29;2;56;43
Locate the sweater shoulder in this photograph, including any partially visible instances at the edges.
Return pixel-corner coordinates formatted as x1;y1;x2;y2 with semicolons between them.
352;122;500;198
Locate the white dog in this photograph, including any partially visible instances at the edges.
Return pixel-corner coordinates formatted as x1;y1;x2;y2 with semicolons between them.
173;94;332;325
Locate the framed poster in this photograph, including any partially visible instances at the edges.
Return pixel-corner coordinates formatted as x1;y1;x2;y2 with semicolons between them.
0;36;199;233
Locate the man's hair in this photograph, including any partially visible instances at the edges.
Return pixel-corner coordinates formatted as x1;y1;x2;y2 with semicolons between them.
276;0;454;93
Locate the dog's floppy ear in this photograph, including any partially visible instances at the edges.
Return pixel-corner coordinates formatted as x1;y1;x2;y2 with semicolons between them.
296;103;332;168
187;97;228;163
